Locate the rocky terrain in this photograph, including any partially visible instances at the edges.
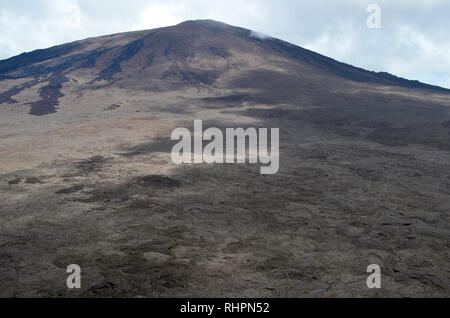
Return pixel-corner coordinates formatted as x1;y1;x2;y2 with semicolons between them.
0;20;449;297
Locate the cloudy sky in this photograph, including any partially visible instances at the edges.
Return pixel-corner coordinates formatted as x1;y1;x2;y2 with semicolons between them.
1;0;449;88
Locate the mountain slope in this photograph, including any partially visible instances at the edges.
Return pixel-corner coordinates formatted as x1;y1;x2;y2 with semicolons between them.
0;20;449;298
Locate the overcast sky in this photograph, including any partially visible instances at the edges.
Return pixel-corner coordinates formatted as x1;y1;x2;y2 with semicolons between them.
0;0;449;88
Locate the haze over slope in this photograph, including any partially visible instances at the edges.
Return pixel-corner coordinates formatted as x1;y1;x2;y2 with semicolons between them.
0;20;449;297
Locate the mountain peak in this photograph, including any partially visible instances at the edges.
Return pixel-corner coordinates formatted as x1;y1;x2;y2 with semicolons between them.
173;19;245;35
177;19;228;26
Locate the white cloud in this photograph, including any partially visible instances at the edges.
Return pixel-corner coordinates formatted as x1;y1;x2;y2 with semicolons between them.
249;31;272;40
131;2;190;31
0;0;84;58
304;19;356;61
378;26;450;88
50;0;82;29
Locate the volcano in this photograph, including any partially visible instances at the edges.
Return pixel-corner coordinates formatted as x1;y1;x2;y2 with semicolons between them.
0;20;449;297
1;20;449;115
